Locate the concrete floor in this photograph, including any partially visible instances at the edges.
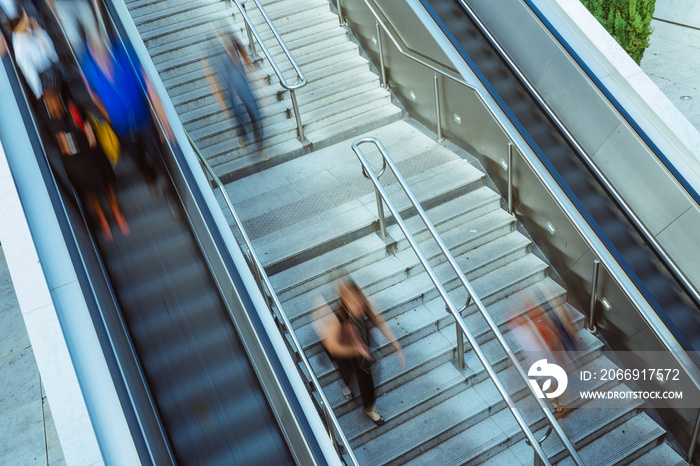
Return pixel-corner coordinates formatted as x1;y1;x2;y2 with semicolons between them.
641;18;700;133
0;246;64;466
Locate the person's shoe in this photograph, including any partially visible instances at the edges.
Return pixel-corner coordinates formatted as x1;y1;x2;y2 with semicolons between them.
238;137;247;148
259;151;270;161
342;385;353;401
364;409;385;426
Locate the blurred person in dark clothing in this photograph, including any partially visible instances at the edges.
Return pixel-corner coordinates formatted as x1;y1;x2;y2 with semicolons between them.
313;278;405;426
205;27;267;160
45;88;129;241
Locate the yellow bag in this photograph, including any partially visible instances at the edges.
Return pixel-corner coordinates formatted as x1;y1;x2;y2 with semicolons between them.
88;113;120;167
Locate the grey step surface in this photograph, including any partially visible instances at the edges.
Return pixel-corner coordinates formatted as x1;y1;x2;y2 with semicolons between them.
556;414;665;466
126;0;400;181
228;114;679;464
627;443;688;466
406;377;641;466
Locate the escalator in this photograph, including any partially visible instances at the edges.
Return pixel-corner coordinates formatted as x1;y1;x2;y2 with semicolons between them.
95;155;294;464
422;0;700;350
0;2;322;464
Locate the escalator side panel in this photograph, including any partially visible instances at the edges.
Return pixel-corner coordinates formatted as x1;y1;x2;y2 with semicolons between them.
103;0;337;462
0;56;148;465
522;0;700;205
421;0;700;351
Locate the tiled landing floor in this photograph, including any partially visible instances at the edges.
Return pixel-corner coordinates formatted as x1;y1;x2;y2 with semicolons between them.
641;18;700;132
0;246;65;466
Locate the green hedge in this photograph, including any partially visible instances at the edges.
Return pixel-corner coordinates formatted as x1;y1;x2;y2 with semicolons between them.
580;0;656;64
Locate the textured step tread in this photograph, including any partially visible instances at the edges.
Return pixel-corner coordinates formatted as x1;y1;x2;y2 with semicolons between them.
556;413;665;466
271;185;504;299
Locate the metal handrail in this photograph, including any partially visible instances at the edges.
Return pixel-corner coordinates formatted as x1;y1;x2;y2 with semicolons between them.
230;0;307;141
456;0;700;311
352;137;580;466
186;133;358;466
348;2;700;461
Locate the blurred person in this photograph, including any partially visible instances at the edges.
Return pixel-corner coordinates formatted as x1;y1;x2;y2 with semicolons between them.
44;88;129;241
204;26;267;160
10;6;61;101
313;278;405;426
46;0;102;55
78;31;173;193
509;289;566;413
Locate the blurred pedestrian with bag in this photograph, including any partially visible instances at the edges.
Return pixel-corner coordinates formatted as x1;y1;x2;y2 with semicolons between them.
45;88;129;241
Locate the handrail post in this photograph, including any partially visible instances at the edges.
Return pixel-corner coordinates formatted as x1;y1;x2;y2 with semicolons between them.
454;303;466;369
456;318;465;369
290;89;305;142
689;409;700;463
376;21;387;89
507;142;514;215
240;2;256;57
374;187;388;239
588;258;600;333
434;72;444;142
337;0;345;25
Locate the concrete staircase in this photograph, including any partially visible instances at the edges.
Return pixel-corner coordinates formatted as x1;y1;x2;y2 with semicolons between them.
220;119;687;465
124;0;401;182
124;0;688;463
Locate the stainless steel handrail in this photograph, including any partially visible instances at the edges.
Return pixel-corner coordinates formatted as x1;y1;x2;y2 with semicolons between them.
456;0;700;310
186;133;358;466
231;0;307;141
350;3;700;460
352;137;580;466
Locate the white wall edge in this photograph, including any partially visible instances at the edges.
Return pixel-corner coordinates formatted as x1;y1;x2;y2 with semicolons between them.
531;0;700;196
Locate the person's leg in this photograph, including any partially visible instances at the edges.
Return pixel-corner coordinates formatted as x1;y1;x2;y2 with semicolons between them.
356;363;384;425
105;184;129;236
356;364;376;410
232;65;263;142
336;358;354;389
223;84;250;145
87;191;111;241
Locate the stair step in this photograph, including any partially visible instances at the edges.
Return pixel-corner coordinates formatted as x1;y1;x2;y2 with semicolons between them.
350;344;605;466
627;443;688;466
134;1;223;33
174;42;365;120
406;374;639;466
556;413;665;466
190;80;383;149
287;226;528;340
271;186;504;301
311;286;601;396
252;156;484;274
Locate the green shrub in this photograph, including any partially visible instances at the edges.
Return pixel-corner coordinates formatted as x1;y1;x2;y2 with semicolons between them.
580;0;656;64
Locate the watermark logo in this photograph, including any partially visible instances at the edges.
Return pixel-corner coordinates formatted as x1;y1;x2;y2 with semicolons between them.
528;359;568;399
